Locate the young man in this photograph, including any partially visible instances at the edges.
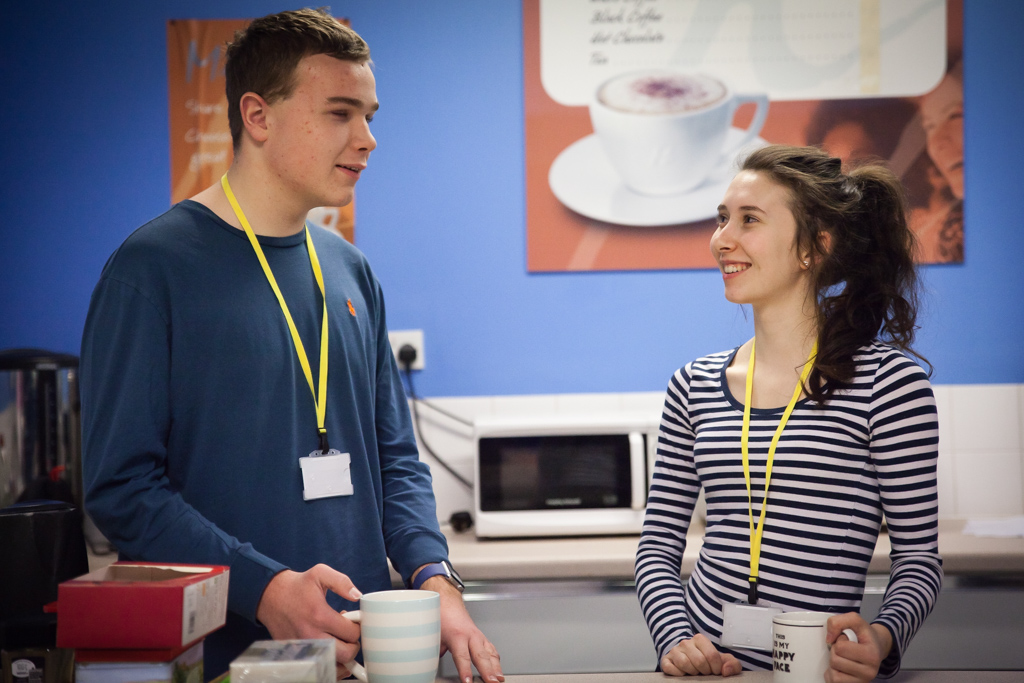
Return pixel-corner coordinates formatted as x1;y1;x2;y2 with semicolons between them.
80;10;503;682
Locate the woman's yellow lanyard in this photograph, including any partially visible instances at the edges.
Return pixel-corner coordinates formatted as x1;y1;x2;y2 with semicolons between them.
220;174;332;454
741;338;817;604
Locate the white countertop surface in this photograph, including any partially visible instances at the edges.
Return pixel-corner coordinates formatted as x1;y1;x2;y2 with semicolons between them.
441;519;1024;582
89;519;1024;581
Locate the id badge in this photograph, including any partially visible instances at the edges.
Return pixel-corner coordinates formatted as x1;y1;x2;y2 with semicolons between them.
299;449;353;501
720;602;782;652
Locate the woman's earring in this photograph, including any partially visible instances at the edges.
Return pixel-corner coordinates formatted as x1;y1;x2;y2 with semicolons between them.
802;260;810;268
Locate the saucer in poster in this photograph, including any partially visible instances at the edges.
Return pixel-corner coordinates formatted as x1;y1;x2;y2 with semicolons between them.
548;129;768;227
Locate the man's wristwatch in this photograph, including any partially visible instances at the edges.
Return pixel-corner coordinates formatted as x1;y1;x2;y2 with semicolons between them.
409;559;464;593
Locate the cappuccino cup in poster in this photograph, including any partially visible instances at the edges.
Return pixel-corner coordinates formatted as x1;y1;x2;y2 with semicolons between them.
589;71;768;195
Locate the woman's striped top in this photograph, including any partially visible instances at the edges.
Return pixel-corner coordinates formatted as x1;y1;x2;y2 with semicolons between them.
635;342;942;677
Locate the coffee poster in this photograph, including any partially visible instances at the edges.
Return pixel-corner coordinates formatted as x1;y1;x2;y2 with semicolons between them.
167;18;356;243
524;0;963;271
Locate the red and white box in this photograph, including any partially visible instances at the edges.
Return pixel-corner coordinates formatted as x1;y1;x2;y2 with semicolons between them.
51;563;229;649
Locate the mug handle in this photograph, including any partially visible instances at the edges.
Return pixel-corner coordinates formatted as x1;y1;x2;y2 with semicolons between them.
721;93;770;160
828;628;860;648
341;611;368;683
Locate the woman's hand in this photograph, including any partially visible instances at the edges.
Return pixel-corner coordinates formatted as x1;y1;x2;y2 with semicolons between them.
825;612;893;683
661;633;742;677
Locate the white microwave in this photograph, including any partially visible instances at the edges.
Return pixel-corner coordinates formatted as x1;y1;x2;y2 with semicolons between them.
473;413;660;538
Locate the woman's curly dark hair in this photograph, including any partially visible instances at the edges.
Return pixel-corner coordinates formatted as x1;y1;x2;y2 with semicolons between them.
741;145;929;403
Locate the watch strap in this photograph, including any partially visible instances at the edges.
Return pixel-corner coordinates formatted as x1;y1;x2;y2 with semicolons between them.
411;561;468;593
410;561;456;591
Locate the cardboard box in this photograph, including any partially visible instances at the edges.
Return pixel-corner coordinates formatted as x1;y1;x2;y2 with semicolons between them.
74;642;197;664
74;639;203;683
52;563;228;649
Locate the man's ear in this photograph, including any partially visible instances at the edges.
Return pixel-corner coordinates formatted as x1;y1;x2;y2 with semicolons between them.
238;92;270;144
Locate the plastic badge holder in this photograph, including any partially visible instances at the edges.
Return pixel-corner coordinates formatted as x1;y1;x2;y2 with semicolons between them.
229;639;333;683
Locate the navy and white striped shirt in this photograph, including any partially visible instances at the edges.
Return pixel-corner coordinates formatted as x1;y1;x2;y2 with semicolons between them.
635;342;942;677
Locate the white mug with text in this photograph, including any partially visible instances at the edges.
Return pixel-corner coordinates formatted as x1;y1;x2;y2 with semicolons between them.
772;611;858;683
589;70;769;196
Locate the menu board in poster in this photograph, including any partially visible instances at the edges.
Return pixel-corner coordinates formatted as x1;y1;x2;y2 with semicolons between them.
167;18;356;243
525;0;963;271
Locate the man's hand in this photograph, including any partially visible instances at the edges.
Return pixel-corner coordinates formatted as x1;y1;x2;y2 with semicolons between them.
661;633;742;677
419;574;503;683
825;612;893;683
256;565;363;678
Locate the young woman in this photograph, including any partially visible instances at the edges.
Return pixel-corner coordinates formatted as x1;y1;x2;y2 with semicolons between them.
635;145;941;681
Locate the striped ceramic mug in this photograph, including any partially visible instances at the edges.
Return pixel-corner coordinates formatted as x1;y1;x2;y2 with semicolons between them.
341;589;441;683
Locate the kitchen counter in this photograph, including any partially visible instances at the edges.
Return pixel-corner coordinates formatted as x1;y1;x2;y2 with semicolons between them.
426;519;1024;676
441;519;1024;582
86;519;1024;674
434;673;1022;682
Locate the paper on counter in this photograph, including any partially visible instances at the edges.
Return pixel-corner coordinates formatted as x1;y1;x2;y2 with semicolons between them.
962;516;1024;538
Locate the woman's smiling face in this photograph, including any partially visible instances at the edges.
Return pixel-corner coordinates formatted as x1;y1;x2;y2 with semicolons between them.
710;170;811;308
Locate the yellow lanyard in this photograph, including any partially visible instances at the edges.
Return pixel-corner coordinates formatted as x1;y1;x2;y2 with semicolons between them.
220;174;331;453
741;338;817;604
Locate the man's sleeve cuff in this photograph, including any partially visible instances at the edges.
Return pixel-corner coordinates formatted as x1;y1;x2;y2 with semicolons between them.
389;530;449;585
227;543;289;623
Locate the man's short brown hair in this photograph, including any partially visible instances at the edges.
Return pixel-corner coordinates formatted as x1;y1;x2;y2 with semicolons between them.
225;8;370;150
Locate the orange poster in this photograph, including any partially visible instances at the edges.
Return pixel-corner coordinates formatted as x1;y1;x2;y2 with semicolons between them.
525;0;963;271
167;18;355;242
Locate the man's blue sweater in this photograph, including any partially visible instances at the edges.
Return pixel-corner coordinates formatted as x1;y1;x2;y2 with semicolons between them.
81;201;447;673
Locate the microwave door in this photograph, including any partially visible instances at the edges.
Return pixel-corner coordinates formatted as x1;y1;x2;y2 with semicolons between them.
629;431;646;510
646;430;658;489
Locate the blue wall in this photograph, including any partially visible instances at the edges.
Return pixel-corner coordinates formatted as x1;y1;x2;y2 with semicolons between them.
1;1;1021;396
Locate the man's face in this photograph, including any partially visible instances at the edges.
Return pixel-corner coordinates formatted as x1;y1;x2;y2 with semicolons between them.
263;54;378;209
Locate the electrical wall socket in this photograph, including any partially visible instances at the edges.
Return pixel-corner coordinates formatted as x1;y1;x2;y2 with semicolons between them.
388;329;425;370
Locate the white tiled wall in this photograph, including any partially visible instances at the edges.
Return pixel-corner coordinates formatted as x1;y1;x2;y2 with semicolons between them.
938;384;1024;518
411;385;1024;524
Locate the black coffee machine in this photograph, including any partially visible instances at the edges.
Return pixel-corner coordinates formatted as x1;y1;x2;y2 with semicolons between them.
0;349;90;651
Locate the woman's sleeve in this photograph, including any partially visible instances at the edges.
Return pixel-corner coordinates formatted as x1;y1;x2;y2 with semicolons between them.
635;365;703;661
868;351;943;678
